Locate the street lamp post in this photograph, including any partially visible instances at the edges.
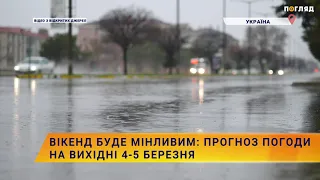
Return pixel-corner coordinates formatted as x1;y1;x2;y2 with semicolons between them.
222;0;227;75
68;0;73;75
21;29;32;78
247;1;252;75
176;0;180;74
27;37;32;78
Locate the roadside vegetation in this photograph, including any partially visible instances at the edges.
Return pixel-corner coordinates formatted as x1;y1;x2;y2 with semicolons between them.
39;5;319;75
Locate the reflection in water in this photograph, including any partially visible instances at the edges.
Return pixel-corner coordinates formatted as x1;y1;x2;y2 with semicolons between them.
12;78;20;156
172;82;181;180
199;79;204;104
246;100;252;129
191;78;205;132
173;81;181;132
14;78;19;97
244;86;253;129
220;88;226;130
49;80;74;132
191;78;197;101
298;90;320;180
67;81;73;132
31;80;36;96
50;81;75;180
304;89;320;133
99;81;187;132
196;128;204;132
99;99;183;131
191;78;204;104
29;80;37;148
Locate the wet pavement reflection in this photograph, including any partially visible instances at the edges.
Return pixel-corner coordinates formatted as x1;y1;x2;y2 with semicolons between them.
0;74;319;180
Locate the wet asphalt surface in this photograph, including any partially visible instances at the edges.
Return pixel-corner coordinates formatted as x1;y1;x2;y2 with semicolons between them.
0;74;320;180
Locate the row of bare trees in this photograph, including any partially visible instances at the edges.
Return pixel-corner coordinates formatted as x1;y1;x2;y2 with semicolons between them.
227;25;315;74
96;6;241;75
232;26;288;74
77;6;315;75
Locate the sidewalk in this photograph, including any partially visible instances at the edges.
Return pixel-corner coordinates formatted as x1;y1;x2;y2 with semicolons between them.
292;75;320;87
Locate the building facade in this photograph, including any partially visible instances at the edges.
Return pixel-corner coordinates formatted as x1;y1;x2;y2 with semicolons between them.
0;27;48;70
76;22;123;73
76;22;103;52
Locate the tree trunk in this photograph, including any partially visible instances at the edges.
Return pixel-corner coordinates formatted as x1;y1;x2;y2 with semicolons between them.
236;61;241;70
168;67;173;75
247;60;251;75
176;68;180;75
207;56;214;74
259;58;265;74
123;48;128;75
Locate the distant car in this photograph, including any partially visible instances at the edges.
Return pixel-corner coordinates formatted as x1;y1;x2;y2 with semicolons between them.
189;58;210;75
14;56;55;74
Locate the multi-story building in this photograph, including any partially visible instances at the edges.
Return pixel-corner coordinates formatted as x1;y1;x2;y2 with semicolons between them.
0;27;49;70
76;22;123;73
76;21;103;52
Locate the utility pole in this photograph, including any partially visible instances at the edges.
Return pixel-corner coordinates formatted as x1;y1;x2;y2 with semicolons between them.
176;0;180;74
247;1;252;75
232;0;273;75
21;29;32;78
222;0;227;75
68;0;73;75
27;37;32;78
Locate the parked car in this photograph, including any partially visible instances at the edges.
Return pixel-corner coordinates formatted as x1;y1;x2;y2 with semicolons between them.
14;56;55;74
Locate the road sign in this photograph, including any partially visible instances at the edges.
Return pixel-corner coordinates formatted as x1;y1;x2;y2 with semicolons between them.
212;56;221;70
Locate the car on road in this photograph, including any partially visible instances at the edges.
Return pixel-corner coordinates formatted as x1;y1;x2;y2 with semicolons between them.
189;58;210;75
14;56;55;74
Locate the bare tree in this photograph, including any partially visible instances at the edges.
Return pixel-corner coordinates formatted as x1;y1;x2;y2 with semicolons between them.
270;27;287;70
250;26;287;72
155;25;188;74
99;6;154;75
191;28;221;74
191;28;238;74
251;26;272;73
228;44;246;70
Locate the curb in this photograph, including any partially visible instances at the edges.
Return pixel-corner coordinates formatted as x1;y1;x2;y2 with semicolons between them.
60;74;83;79
14;74;198;79
16;74;44;79
292;82;320;87
13;74;271;79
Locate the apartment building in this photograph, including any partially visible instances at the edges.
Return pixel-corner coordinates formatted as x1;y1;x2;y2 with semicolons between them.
0;27;49;69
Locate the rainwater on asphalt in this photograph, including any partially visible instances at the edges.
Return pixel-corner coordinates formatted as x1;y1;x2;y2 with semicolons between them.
0;74;320;180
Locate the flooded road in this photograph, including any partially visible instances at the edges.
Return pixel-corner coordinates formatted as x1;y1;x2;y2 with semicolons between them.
0;74;320;180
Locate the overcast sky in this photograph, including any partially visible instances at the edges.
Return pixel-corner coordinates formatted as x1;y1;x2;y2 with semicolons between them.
0;0;316;60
